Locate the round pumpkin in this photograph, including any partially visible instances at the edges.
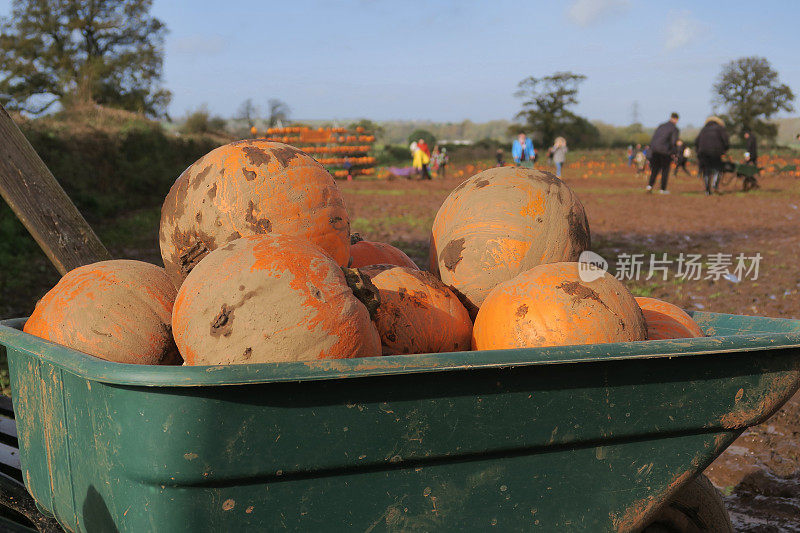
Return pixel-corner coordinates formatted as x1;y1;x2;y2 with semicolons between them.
472;262;645;350
350;234;418;269
635;297;705;340
172;234;381;365
362;265;472;355
23;260;180;365
159;140;350;286
430;167;590;317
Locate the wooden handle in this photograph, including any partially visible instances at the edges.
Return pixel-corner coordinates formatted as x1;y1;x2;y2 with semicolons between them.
0;105;110;275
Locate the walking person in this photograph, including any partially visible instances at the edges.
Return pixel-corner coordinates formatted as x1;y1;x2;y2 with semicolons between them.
647;112;680;194
551;137;568;178
627;144;634;167
673;140;691;177
408;141;419;179
743;131;760;191
634;144;647;177
431;145;441;175
744;131;758;166
695;116;730;196
495;148;505;167
512;133;536;168
343;156;353;181
418;138;430;157
439;148;449;178
412;142;431;180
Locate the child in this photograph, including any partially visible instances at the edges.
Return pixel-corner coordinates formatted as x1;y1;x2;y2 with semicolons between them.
438;148;449;178
673;141;691;177
343;156;353;181
550;137;567;178
495;148;505;167
634;146;647;177
431;145;441;174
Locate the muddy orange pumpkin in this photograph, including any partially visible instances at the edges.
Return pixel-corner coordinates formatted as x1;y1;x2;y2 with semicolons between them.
23;260;180;365
350;234;418;269
362;265;472;355
159;140;350;286
635;297;705;340
172;234;381;365
472;262;645;350
430;167;590;317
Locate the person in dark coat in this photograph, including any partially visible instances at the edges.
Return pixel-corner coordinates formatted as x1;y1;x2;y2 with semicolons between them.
647;112;680;194
742;131;760;191
495;148;505;167
744;131;758;166
673;140;691;176
695;116;730;195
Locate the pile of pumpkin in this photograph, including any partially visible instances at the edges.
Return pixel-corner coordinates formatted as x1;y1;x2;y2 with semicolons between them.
24;140;704;366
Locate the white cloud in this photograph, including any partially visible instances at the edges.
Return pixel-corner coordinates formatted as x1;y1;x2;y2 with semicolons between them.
664;10;702;50
566;0;631;27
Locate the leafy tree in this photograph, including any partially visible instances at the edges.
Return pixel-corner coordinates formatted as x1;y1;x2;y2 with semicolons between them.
0;0;170;116
713;57;794;140
181;105;225;134
237;98;259;128
559;116;601;148
407;129;436;148
267;98;290;127
348;118;384;139
513;71;591;146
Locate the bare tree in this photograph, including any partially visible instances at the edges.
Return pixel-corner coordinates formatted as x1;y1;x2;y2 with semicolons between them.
267;98;290;127
237;98;259;128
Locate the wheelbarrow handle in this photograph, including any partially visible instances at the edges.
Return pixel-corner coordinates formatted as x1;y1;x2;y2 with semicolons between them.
0;104;110;276
0;473;63;532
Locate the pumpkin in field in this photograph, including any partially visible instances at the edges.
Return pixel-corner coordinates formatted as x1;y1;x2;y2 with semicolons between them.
23;260;180;365
362;265;472;355
349;234;418;269
472;262;645;350
430;167;590;317
159;140;350;286
172;234;381;365
635;297;705;340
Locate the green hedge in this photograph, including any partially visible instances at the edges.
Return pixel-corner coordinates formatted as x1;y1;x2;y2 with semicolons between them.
0;122;221;318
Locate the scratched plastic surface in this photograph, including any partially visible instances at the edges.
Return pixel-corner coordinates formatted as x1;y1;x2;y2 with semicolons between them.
0;312;799;532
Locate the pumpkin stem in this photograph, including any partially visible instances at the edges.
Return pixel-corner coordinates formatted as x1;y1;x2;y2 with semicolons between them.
350;233;364;244
341;267;380;320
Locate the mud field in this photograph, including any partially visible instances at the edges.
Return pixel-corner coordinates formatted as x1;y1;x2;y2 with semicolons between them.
341;160;800;531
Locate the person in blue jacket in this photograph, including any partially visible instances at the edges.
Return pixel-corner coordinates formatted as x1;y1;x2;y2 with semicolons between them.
512;133;536;168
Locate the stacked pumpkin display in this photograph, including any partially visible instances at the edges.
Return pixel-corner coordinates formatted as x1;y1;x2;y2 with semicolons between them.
24;141;704;366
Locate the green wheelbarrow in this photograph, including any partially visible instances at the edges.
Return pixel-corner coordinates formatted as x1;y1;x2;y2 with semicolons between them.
718;161;762;191
0;311;798;532
1;105;798;532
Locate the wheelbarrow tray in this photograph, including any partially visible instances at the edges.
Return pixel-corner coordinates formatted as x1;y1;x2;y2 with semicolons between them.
0;312;799;532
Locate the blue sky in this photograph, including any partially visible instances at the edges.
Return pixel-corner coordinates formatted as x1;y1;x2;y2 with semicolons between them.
3;0;800;127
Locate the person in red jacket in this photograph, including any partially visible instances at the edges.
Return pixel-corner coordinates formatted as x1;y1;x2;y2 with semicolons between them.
418;138;430;157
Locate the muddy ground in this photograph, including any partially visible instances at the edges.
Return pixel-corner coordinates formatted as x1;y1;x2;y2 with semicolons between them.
340;161;800;531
